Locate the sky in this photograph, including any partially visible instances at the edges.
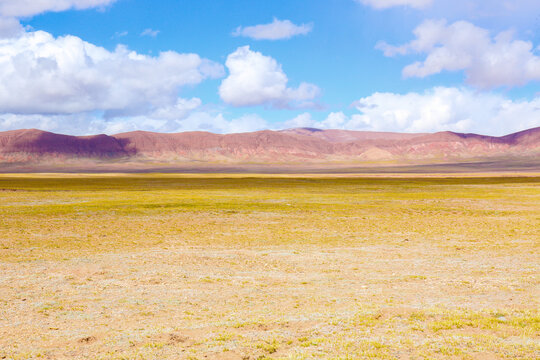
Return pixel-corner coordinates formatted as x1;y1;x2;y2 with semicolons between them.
0;0;539;136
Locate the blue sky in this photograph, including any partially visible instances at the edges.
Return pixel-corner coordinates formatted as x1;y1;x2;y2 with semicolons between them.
0;0;539;135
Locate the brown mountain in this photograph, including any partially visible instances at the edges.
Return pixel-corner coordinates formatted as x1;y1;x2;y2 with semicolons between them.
0;127;539;171
0;129;125;157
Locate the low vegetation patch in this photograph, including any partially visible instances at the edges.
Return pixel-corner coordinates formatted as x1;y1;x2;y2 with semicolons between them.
0;174;538;359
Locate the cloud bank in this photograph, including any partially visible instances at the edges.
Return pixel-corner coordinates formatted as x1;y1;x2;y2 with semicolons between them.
0;110;269;135
286;87;540;136
358;0;540;15
3;86;539;136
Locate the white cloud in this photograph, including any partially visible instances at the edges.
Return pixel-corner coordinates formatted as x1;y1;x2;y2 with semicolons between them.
378;20;540;88
0;0;258;135
219;46;320;108
350;87;540;135
146;98;202;121
0;0;117;18
429;0;540;22
285;111;348;129
319;112;348;128
357;0;540;15
233;18;312;40
283;87;540;136
112;30;128;38
177;112;268;134
141;28;159;37
285;112;317;128
95;98;204;133
356;0;433;9
0;30;224;116
0;0;118;38
349;87;478;132
0;16;23;38
358;1;540;34
0;110;269;135
442;0;538;15
0;96;204;135
3;87;539;136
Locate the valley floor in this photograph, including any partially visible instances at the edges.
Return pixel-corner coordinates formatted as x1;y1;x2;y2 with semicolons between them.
0;174;538;359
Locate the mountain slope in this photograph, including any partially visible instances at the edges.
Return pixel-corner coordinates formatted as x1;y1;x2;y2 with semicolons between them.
0;127;538;168
0;129;126;158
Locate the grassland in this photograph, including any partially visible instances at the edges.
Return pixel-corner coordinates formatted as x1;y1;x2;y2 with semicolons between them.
0;174;538;359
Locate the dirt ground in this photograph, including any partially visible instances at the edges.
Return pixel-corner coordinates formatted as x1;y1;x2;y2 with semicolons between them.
0;174;538;359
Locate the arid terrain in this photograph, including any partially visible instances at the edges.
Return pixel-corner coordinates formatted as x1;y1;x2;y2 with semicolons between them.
0;174;538;359
0;127;539;173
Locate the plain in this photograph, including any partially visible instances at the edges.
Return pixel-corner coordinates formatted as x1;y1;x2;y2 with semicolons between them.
0;174;538;359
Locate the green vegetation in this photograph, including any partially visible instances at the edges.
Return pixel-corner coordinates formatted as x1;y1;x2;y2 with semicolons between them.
0;175;538;261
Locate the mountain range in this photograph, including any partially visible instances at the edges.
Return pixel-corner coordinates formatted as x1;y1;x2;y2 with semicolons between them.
0;127;539;172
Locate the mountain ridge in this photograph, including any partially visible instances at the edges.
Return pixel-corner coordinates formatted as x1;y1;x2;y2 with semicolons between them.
0;127;539;171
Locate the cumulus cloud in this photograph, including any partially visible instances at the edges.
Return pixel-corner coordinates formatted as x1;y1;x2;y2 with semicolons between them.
3;87;539;136
284;87;540;136
357;0;432;9
233;18;313;40
349;88;540;134
0;30;224;117
0;0;117;18
378;20;540;88
219;46;320;108
0;0;259;135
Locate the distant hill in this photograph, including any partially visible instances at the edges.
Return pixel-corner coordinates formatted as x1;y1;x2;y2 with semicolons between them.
0;127;539;172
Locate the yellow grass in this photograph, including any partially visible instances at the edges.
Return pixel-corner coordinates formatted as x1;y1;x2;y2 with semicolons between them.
0;174;538;359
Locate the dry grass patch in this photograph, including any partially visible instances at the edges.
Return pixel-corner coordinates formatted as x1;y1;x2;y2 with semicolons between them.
0;174;538;359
